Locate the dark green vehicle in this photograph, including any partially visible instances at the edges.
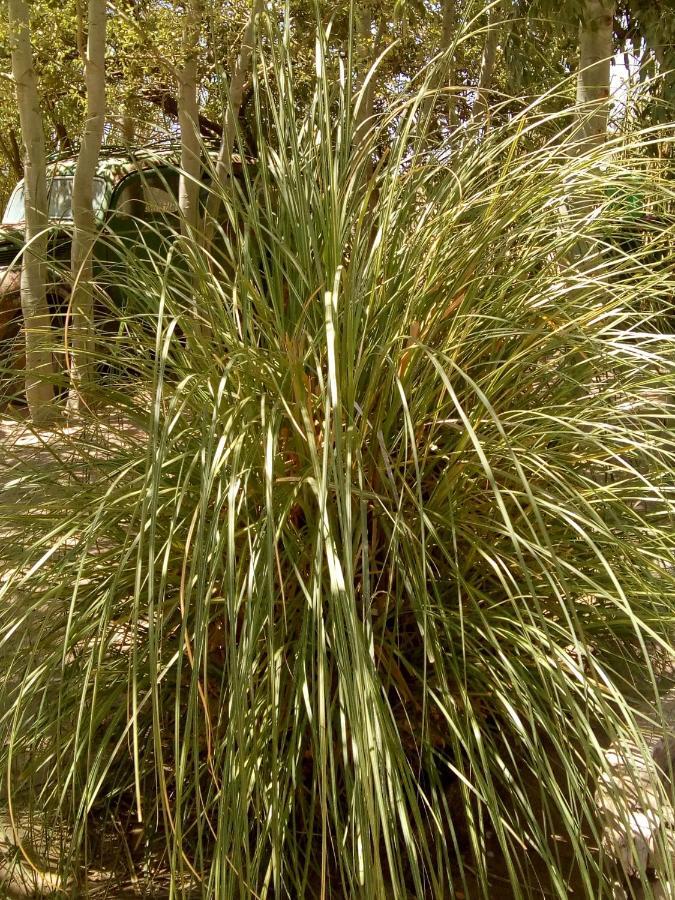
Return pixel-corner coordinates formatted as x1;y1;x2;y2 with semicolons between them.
0;145;233;347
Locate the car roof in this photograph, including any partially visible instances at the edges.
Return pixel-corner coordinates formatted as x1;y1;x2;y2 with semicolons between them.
46;146;246;186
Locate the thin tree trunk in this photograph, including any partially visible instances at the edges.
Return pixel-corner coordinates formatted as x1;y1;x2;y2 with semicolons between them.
575;0;615;152
352;2;385;212
177;0;204;343
567;1;615;271
178;0;203;236
203;0;263;245
7;0;55;425
421;0;456;136
353;3;376;160
68;0;106;414
442;0;457;130
474;1;503;122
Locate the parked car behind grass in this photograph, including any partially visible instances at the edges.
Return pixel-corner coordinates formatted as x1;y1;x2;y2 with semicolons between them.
0;144;244;398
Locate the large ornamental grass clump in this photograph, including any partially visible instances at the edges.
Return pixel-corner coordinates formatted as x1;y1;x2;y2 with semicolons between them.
0;19;674;900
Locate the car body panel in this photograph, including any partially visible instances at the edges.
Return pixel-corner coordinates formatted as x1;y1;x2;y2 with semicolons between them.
0;149;189;339
0;147;246;349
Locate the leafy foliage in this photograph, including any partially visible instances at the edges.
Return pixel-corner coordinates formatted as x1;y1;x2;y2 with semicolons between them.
2;0;672;210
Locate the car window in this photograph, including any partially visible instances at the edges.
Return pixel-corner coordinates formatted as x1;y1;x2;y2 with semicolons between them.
3;176;107;225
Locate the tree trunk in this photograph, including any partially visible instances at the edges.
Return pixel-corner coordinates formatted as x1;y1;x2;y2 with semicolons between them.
353;3;376;160
441;0;457;130
421;0;456;136
7;0;55;425
474;1;503;122
203;0;263;245
68;0;106;414
178;0;203;236
575;0;615;152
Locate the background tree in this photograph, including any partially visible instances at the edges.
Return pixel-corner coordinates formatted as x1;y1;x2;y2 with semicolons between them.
203;0;263;240
575;0;615;148
6;0;54;424
178;0;204;235
474;0;508;122
68;0;107;411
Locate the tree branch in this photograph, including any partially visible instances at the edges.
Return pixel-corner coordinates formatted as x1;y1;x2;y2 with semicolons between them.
141;86;222;137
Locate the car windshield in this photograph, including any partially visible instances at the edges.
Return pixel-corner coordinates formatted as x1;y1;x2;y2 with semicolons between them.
2;176;107;225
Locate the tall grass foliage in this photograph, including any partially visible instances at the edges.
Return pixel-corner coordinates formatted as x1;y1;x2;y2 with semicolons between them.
0;15;675;899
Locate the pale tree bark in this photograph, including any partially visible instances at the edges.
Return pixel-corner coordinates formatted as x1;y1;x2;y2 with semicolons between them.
7;0;55;425
420;0;456;136
178;0;203;236
474;0;504;122
575;0;615;152
67;0;106;413
352;4;386;208
203;0;263;245
567;1;615;271
353;3;377;161
440;0;456;130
